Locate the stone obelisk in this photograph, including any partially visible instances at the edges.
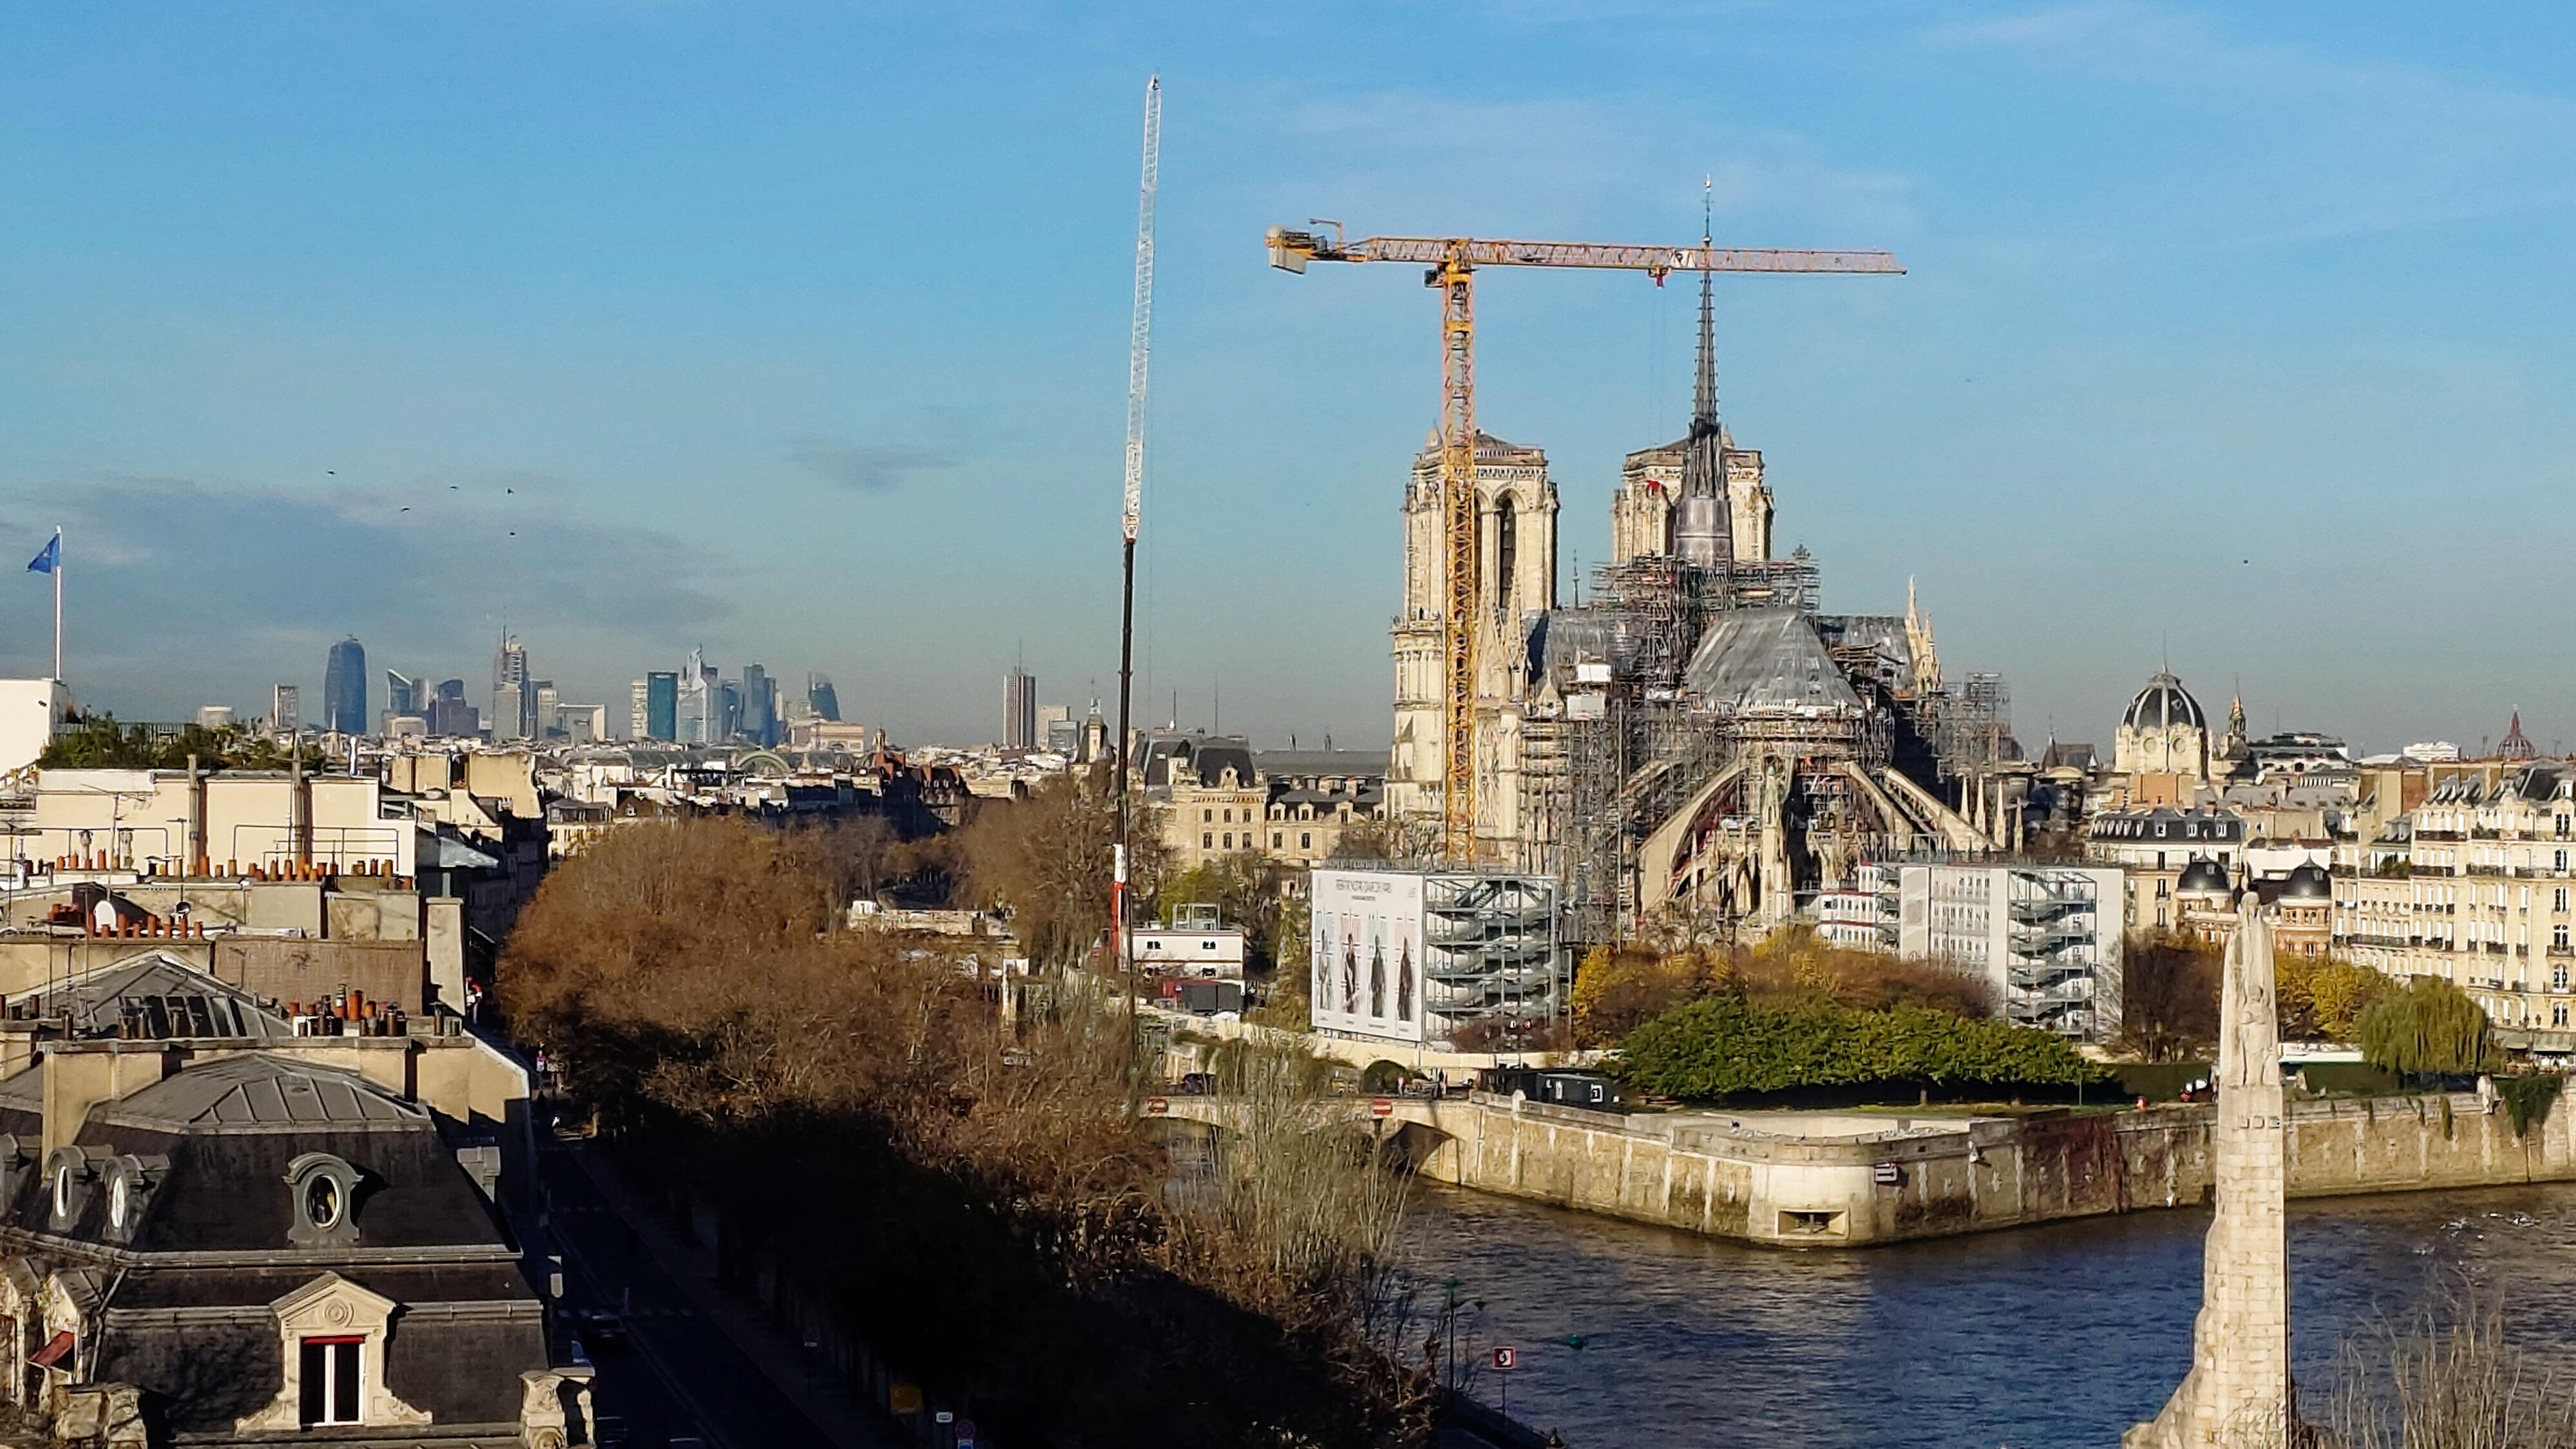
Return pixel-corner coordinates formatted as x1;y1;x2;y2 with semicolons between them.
2126;895;2291;1449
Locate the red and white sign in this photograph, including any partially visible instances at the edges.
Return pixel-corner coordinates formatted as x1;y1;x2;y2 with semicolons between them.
1146;1098;1170;1117
1492;1346;1516;1371
1369;1097;1394;1118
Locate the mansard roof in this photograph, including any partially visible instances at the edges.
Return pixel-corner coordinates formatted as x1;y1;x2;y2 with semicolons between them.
7;952;292;1043
95;1054;427;1133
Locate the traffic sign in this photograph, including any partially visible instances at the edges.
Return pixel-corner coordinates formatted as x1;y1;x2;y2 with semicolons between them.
1146;1097;1170;1116
1369;1097;1394;1118
1492;1346;1516;1370
956;1418;978;1449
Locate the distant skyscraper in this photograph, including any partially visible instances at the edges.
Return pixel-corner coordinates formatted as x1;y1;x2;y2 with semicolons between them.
270;684;301;735
195;705;234;731
533;681;559;740
493;683;527;742
383;670;422;721
645;672;679;742
1004;667;1037;750
741;664;777;746
492;635;533;740
808;672;841;723
426;679;477;739
323;638;366;735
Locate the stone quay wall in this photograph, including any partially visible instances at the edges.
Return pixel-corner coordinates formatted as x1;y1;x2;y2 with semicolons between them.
1396;1090;2576;1247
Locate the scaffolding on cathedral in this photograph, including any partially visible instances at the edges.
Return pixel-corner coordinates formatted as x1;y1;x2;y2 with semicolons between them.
1925;671;2013;777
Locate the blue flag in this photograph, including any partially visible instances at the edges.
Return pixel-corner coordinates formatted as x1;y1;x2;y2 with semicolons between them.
24;536;55;575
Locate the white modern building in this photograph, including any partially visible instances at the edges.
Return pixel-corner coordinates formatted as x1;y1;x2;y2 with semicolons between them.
1309;866;1558;1047
1893;862;2126;1041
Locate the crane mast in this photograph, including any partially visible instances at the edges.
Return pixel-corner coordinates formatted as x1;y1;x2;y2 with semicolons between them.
1115;77;1159;1104
1267;223;1903;863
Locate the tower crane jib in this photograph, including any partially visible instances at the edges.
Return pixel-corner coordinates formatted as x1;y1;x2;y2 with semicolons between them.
1265;223;1904;863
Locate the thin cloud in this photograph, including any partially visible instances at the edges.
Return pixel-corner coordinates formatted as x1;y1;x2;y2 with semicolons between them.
1929;1;2576;247
0;474;732;716
787;439;963;494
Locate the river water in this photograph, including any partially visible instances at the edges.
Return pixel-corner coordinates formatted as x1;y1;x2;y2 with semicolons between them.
1403;1181;2576;1449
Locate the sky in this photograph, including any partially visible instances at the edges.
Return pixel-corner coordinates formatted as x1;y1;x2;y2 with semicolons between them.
5;3;2576;754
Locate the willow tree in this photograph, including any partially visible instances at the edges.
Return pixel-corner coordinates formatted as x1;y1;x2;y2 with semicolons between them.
2358;976;2494;1080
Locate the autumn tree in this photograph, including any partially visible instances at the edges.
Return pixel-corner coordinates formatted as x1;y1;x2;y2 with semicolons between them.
1569;946;1711;1046
955;772;1167;969
2275;954;2393;1043
2116;932;2222;1063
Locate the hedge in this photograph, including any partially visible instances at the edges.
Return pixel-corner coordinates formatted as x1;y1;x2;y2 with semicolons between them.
1613;994;2110;1099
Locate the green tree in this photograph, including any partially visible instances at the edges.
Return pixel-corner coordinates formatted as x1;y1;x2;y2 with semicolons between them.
39;715;322;771
2358;975;2494;1079
1614;994;2107;1099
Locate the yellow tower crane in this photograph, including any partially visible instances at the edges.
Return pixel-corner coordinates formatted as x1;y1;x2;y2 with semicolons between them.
1265;222;1905;862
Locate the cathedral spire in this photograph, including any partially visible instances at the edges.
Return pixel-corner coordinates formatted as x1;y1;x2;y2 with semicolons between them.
1671;177;1733;565
1692;177;1718;434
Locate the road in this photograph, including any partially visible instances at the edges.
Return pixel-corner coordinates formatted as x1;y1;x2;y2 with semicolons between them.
538;1143;847;1449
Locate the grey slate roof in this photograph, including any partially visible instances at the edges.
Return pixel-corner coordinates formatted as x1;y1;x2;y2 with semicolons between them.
1681;610;1864;714
9;952;291;1043
97;1054;426;1132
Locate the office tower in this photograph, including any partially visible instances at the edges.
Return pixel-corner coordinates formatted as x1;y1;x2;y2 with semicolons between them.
645;672;679;742
808;672;841;723
323;637;367;735
270;684;301;735
195;705;234;730
1004;667;1036;749
629;680;650;741
675;647;720;744
493;683;526;742
426;679;478;739
384;670;422;715
533;681;559;739
741;664;777;746
491;636;535;740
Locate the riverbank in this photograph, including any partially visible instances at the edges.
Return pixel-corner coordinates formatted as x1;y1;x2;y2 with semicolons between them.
1388;1087;2576;1246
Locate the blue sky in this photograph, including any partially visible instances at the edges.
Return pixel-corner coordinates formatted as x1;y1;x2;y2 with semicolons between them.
5;3;2575;753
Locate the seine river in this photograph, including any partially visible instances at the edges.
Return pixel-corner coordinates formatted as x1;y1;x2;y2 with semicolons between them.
1405;1181;2576;1449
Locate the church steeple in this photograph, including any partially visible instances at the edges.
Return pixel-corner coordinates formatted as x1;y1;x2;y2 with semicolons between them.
1672;178;1733;567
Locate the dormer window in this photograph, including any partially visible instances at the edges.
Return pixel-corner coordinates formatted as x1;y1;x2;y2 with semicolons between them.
42;1147;99;1231
285;1153;364;1247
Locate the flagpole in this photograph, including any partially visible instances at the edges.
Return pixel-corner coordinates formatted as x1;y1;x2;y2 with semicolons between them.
50;528;61;685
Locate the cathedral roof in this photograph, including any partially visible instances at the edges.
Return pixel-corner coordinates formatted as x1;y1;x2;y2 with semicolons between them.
2123;671;2206;732
1681;610;1864;715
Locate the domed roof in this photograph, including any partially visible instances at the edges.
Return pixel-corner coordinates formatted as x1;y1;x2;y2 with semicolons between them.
2175;857;2233;899
2123;670;2206;732
2277;862;2332;902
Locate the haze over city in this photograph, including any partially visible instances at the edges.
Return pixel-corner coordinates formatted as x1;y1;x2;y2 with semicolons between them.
6;3;2575;749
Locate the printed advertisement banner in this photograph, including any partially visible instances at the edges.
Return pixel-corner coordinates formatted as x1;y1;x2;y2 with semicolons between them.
1309;869;1425;1045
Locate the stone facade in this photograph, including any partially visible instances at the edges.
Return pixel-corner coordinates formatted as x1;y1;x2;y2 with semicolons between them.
1388;433;1557;854
2336;764;2576;1034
